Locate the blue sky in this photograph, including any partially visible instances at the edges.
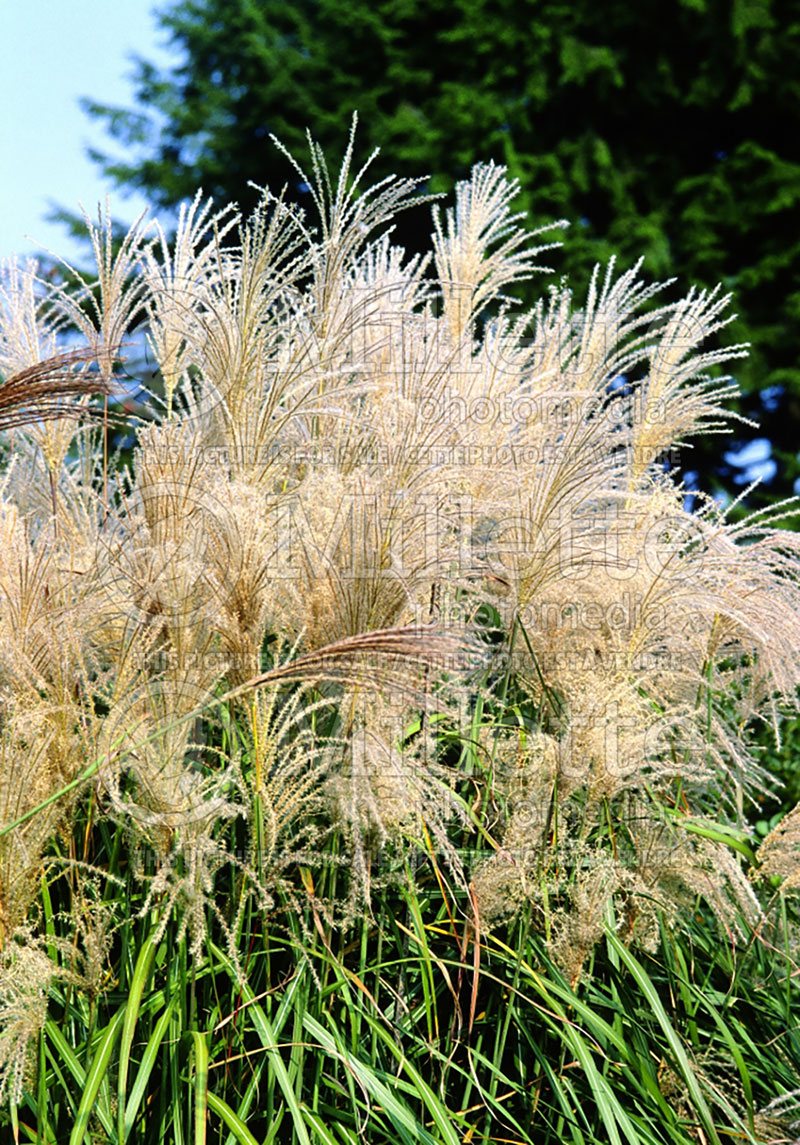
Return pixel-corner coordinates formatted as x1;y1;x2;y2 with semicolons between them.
0;0;177;264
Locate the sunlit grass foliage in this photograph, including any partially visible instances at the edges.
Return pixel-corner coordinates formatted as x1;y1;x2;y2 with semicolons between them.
2;119;800;1142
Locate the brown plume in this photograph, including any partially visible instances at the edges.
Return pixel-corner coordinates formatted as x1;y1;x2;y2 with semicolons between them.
0;347;116;433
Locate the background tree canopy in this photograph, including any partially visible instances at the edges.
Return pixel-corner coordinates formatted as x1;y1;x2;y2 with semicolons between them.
82;0;800;505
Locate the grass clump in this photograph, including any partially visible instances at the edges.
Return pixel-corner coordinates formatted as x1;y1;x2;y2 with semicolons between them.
2;119;800;1142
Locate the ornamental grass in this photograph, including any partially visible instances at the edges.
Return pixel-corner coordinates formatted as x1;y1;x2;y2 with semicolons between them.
2;120;800;1142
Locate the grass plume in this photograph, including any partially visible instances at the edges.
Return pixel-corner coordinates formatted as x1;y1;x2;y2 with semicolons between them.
1;122;800;1139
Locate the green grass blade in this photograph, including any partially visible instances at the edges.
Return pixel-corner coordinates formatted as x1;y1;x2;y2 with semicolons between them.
357;1010;462;1145
221;1058;267;1145
118;930;158;1142
607;934;721;1145
662;811;757;864
207;1092;261;1145
210;943;311;1145
192;1032;209;1145
44;1019;86;1091
123;996;178;1138
559;1024;637;1145
68;1008;123;1145
303;1012;440;1145
302;1109;348;1145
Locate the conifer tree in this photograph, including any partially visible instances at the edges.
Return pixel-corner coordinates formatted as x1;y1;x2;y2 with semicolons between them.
82;0;800;503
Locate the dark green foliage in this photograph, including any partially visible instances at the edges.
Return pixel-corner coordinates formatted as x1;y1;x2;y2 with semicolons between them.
14;806;800;1143
82;0;800;504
